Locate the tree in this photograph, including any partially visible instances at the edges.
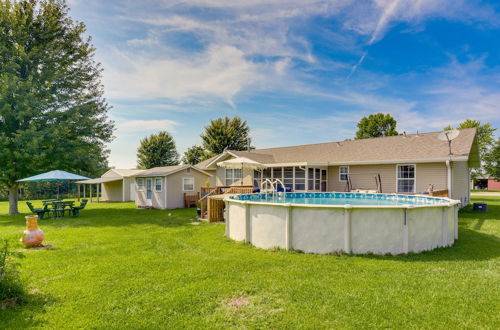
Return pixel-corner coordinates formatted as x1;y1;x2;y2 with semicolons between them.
355;113;398;139
0;0;114;215
456;120;496;157
181;145;210;165
484;138;500;180
444;119;497;180
200;117;253;155
137;131;179;169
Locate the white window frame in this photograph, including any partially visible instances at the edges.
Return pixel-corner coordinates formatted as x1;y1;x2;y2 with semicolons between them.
183;177;195;191
339;166;349;182
396;164;416;193
225;168;242;186
137;178;144;191
154;177;162;192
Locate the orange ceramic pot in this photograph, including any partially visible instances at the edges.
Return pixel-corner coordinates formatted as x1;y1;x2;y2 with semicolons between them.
21;215;44;247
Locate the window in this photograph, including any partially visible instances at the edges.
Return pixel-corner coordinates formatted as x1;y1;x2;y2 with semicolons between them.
294;168;305;191
339;166;349;182
137;178;144;190
284;167;293;190
183;177;194;191
155;178;162;192
308;168;314;190
397;165;415;193
225;168;242;186
253;170;261;188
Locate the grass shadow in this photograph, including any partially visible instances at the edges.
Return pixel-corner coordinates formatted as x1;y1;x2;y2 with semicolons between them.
0;206;199;229
0;284;55;328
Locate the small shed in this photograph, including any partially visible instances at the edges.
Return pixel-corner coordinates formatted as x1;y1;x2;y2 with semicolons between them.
133;165;212;209
77;169;144;202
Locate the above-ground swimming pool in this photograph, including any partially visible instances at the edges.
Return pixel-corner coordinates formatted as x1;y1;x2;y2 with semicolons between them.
224;192;460;255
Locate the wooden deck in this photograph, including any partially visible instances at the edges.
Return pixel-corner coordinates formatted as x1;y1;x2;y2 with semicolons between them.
199;186;254;222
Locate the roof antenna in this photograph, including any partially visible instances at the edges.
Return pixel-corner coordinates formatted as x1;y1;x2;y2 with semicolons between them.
437;129;460;156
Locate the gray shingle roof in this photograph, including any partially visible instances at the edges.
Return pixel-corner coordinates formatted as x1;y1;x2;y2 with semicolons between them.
196;128;478;168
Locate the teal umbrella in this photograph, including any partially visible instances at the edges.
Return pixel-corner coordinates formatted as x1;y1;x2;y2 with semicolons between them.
18;170;90;198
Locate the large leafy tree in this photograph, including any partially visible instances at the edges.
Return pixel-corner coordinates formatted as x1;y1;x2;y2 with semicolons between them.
355;113;398;139
444;119;497;180
137;131;179;169
484;138;500;180
0;0;114;214
181;145;210;165
200;116;253;155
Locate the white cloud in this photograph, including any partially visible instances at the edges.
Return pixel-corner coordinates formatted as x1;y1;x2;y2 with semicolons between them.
117;119;180;133
102;45;268;104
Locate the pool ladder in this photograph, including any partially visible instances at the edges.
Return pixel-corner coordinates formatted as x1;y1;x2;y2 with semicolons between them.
261;179;286;201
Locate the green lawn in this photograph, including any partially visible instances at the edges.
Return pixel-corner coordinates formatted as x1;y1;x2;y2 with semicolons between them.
0;197;498;328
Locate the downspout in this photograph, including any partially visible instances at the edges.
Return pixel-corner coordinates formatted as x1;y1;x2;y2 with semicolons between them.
446;159;452;198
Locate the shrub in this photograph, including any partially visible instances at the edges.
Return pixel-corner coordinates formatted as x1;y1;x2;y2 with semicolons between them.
0;239;24;304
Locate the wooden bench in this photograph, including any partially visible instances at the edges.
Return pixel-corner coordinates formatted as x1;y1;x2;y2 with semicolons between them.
184;192;200;208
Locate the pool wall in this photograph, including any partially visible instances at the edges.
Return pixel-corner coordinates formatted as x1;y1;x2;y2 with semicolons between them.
225;199;459;255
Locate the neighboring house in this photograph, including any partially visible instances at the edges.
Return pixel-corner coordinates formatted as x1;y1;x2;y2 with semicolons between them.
475;177;500;190
196;128;479;206
133;165;212;209
77;169;145;202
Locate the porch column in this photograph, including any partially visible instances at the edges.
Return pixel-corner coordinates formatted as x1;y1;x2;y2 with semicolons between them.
97;183;100;203
90;184;93;203
77;184;81;201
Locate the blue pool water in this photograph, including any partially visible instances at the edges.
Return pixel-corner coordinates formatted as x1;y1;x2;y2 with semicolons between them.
230;192;450;206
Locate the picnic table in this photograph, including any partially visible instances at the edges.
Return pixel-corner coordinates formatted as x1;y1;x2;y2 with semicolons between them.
27;199;88;219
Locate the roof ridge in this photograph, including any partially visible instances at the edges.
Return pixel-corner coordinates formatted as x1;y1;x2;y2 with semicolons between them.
248;128;476;152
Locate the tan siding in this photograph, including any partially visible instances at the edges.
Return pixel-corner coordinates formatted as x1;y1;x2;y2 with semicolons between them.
166;169;211;209
451;161;470;205
215;166;253;186
415;163;447;193
135;177;166;209
328;164;396;192
101;169;121;178
328;162;447;194
101;180;123;201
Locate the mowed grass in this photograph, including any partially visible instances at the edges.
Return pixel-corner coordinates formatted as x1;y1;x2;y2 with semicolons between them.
0;197;498;328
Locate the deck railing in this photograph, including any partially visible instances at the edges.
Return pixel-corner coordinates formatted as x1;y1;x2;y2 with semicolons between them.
199;186;254;222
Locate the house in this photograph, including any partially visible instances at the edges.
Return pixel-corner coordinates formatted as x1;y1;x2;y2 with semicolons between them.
475;177;500;190
133;165;212;209
196;128;479;206
77;168;144;202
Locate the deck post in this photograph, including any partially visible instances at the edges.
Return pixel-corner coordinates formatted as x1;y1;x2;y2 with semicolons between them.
343;205;352;253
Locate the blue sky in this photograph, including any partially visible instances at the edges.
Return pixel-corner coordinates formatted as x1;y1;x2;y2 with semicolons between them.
67;0;500;168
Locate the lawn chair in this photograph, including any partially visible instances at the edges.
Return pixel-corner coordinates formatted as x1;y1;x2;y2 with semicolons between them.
26;201;48;220
72;199;88;217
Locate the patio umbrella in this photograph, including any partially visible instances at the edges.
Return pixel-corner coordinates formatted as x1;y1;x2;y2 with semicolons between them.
217;157;267;186
18;170;90;198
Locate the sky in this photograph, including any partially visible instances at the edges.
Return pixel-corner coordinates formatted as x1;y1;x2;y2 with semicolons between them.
67;0;500;169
